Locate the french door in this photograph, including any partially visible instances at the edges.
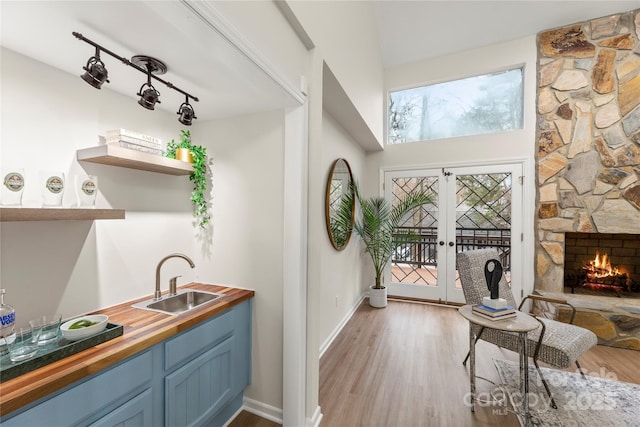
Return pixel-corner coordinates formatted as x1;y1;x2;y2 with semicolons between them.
384;163;523;304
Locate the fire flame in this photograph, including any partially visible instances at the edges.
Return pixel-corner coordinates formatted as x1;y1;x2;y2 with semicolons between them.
584;251;620;278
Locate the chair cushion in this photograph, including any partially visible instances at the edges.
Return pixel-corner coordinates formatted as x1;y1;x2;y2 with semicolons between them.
474;318;598;368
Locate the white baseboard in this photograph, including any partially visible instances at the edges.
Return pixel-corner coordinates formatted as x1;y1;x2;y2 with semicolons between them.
235;398;321;427
222;406;245;427
319;293;366;358
243;396;283;424
307;405;323;427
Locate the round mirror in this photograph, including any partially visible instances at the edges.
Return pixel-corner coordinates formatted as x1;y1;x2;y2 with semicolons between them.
325;158;355;251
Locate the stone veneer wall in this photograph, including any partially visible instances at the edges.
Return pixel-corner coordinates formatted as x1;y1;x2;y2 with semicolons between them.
535;9;640;294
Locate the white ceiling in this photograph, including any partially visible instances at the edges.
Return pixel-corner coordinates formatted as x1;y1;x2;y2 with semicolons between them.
373;0;640;68
0;0;299;121
1;1;639;122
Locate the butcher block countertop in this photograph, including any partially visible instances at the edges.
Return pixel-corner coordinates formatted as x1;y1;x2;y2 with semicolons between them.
0;283;254;417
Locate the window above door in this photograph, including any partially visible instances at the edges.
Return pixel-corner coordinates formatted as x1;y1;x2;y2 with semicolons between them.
387;67;524;144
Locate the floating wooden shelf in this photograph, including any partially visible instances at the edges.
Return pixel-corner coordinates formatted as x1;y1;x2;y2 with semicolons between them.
0;208;125;222
77;145;193;176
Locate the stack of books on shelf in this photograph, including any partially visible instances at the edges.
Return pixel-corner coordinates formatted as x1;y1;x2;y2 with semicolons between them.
105;129;163;156
472;303;516;321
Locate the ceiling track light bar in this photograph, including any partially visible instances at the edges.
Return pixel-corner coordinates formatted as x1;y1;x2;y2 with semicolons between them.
72;31;199;107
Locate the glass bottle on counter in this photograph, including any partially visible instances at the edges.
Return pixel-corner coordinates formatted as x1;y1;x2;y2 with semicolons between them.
0;289;16;355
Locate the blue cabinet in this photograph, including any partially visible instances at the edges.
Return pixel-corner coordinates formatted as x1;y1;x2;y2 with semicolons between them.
2;300;252;427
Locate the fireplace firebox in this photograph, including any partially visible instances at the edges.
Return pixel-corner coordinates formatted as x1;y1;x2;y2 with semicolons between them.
564;233;640;296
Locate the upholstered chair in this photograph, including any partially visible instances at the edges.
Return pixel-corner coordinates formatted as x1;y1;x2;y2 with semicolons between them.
457;248;598;408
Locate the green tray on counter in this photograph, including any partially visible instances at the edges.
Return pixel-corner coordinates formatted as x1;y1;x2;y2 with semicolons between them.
0;322;123;383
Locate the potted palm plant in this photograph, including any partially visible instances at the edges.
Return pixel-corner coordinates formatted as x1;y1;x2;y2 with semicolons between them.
336;181;431;308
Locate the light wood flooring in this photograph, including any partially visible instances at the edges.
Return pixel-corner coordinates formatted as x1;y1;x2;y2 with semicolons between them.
233;299;640;426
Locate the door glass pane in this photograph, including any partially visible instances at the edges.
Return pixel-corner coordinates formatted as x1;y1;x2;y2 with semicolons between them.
455;173;512;287
390;176;439;285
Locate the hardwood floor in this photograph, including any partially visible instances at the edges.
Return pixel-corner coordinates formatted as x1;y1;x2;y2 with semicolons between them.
231;299;640;426
318;299;640;427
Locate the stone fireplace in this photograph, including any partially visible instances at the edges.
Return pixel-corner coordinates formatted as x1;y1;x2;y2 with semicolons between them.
535;9;640;349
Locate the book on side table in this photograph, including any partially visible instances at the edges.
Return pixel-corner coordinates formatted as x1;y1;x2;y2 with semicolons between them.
472;303;516;321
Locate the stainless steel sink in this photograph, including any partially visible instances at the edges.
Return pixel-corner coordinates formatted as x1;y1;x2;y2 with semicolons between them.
132;290;223;315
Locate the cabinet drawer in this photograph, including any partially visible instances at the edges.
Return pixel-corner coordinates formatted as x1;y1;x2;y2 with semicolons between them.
88;388;153;427
164;309;234;371
3;351;153;426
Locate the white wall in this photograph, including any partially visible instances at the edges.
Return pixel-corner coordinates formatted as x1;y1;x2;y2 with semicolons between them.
0;47;287;413
285;3;386;420
0;47;196;324
207;2;386;420
208;0;309;93
304;58;370;422
287;0;385;143
195;110;286;410
369;36;538;295
317;110;368;351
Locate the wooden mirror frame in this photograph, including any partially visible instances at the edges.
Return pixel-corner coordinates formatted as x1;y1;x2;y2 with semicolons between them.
325;158;355;251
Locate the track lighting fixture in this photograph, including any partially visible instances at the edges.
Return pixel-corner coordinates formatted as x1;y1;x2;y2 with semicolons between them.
80;47;109;89
73;32;199;125
177;96;197;126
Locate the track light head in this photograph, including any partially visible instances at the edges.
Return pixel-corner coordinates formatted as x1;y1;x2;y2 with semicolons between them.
81;51;109;89
134;55;166;111
137;83;161;110
177;100;197;126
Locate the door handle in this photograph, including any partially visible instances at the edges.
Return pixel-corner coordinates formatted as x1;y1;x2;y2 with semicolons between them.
439;241;445;246
448;241;455;247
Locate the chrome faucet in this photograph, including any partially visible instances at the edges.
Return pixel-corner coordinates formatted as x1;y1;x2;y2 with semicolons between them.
155;253;195;300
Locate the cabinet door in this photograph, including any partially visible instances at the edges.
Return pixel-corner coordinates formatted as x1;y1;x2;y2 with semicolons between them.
88;388;153;427
165;336;235;427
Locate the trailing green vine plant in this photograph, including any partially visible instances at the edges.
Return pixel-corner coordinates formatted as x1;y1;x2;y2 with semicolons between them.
165;130;210;228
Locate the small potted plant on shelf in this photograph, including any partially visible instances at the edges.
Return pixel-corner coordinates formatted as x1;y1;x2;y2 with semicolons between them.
165;130;209;228
335;181;431;308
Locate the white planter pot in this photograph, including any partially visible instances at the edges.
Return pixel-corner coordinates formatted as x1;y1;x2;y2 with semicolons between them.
369;285;387;308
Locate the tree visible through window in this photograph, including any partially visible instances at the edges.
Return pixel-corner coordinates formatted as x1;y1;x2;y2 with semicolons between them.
388;68;523;144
